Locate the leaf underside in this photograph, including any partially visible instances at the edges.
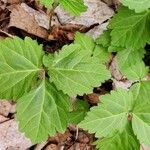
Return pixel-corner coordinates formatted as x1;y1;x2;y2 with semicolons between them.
48;44;111;96
16;79;71;143
0;37;43;100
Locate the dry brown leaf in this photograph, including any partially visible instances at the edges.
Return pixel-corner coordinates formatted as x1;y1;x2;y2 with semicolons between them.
0;115;9;123
109;56;123;81
48;24;97;41
45;144;58;150
48;129;71;144
0;101;12;117
84;93;100;105
0;119;32;150
8;3;49;39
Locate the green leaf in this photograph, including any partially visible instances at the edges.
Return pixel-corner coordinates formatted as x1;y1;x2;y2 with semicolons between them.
69;100;89;124
93;45;110;64
96;30;111;48
132;114;150;147
95;123;140;150
16;78;71;143
43;54;54;68
0;37;43;100
39;0;54;8
130;81;150;103
117;48;148;80
59;0;87;16
109;7;150;49
120;0;150;13
78;88;133;137
74;32;95;53
48;44;110;96
130;81;150;146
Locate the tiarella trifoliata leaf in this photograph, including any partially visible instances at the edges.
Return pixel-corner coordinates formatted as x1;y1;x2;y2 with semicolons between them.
96;30;124;52
43;54;54;68
74;32;95;53
39;0;54;8
119;61;148;80
16;78;71;143
130;81;150;103
59;0;87;16
117;48;148;80
93;45;110;64
94;123;140;150
48;44;110;96
69;100;89;124
120;0;150;13
131;82;150;146
79;89;133;137
109;7;150;49
96;30;111;48
132;115;150;147
0;37;43;100
79;81;150;146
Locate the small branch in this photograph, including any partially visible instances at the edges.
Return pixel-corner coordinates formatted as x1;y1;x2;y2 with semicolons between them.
48;1;59;32
0;30;14;38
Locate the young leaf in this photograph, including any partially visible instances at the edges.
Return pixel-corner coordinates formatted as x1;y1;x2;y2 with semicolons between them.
78;89;133;137
74;32;95;53
69;100;89;124
48;44;111;96
95;124;140;150
120;0;150;13
109;7;150;49
93;45;110;64
0;37;43;100
117;48;148;80
59;0;87;16
96;30;111;48
16;78;71;143
95;30;124;52
43;54;54;68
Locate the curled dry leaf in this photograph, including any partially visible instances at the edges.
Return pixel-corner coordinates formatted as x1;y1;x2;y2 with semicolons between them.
8;3;49;39
48;129;72;144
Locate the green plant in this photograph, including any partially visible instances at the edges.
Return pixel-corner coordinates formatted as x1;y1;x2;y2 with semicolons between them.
0;33;110;143
79;1;150;149
1;0;150;149
39;0;87;16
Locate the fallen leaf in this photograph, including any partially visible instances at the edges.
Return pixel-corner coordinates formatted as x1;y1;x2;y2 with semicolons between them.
0;119;32;150
48;24;97;41
0;101;12;117
55;0;113;26
45;144;58;150
8;3;49;39
0;115;9;123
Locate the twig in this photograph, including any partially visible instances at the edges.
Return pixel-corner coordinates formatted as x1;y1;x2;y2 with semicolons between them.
0;30;14;38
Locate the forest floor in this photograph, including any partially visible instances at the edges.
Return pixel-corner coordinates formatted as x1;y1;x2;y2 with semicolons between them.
0;0;149;150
